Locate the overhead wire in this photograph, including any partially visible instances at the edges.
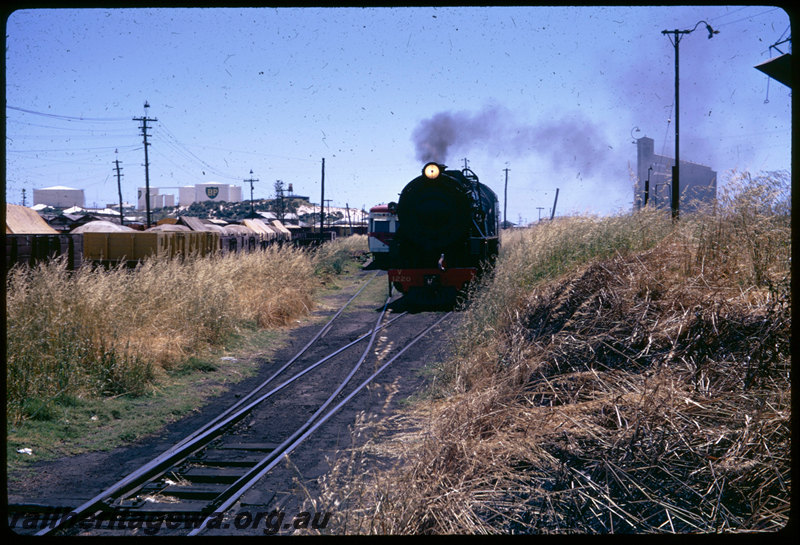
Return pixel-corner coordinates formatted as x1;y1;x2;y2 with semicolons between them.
708;7;783;30
153;122;243;181
6;105;130;122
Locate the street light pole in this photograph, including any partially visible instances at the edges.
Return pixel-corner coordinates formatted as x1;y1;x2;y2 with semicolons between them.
662;21;718;222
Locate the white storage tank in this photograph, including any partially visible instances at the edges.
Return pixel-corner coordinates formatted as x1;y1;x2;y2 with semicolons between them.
33;186;85;208
195;182;241;203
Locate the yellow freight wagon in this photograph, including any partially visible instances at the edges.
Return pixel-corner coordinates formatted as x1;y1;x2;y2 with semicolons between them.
83;232;172;262
83;231;221;263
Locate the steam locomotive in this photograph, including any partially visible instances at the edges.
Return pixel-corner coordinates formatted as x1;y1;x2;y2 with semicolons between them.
370;162;500;304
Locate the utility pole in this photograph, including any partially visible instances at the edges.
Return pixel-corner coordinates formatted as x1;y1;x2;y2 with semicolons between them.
550;188;559;220
133;101;157;228
244;169;259;217
114;149;124;225
537;207;545;221
462;157;469;170
21;189;26;207
503;167;510;229
662;21;718;222
320;158;325;235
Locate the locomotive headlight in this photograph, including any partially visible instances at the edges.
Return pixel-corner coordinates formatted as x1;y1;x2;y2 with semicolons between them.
423;162;442;179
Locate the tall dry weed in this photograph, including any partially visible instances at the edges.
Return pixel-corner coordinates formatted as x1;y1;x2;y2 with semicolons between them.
680;169;790;286
6;244;321;425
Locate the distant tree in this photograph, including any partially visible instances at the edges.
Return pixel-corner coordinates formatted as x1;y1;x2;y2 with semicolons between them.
269;180;297;223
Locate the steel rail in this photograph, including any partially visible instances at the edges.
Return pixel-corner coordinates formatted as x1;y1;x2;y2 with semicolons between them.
34;271;391;536
187;295;393;522
171;271;380;450
188;310;453;536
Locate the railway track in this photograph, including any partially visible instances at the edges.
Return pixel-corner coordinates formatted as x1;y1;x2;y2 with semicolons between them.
20;271;453;536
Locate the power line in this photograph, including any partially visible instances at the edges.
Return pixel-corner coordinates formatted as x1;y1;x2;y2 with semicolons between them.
6;118;135;135
709;7;782;30
8;144;139;154
6;105;130;122
705;5;750;24
154;123;241;180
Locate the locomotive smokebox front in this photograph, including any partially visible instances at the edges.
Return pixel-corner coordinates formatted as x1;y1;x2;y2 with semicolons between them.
386;162;500;300
396;165;472;256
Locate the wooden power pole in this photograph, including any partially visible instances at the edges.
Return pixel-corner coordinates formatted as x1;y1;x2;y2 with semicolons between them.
114;150;124;225
320;158;325;235
503;167;510;228
244;170;259;217
133;101;157;228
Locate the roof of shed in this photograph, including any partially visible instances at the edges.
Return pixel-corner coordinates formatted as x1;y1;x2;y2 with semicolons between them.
6;204;59;234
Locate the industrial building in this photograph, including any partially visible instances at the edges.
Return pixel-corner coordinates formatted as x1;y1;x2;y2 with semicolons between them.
33;186;85;208
635;136;717;213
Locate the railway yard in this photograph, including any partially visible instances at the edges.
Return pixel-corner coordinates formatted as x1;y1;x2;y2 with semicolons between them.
7;268;457;536
6;171;792;534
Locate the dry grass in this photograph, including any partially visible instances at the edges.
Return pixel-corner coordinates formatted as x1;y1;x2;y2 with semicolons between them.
310;170;790;534
6;243;327;426
312;234;370;280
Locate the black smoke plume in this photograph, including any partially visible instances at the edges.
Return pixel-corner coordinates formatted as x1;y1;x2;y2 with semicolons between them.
412;104;614;177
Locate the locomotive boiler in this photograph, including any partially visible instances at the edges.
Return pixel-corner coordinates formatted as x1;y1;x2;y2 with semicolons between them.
385;162;500;303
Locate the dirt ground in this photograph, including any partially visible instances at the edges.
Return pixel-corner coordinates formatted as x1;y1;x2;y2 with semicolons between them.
7;269;459;536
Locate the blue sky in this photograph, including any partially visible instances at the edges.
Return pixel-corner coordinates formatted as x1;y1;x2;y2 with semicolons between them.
4;6;792;222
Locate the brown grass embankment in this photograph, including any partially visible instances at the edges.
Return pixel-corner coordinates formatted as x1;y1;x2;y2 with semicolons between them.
311;171;791;534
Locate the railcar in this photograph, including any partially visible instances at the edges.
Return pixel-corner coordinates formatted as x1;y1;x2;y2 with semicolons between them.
366;203;398;269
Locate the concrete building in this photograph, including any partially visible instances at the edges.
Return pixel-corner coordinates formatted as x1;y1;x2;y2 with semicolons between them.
635;136;716;213
33;185;85;208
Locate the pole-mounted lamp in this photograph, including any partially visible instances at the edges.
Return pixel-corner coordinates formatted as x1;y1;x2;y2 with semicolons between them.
661;20;718;221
